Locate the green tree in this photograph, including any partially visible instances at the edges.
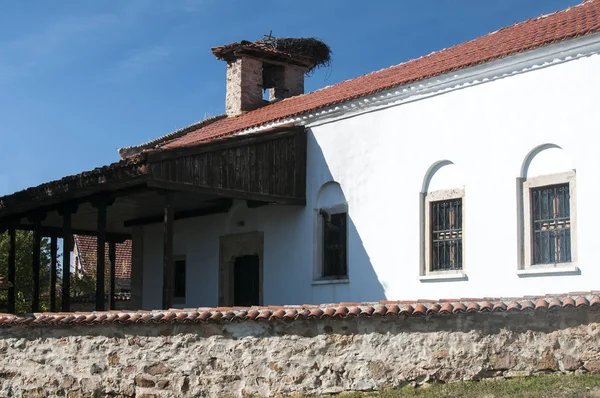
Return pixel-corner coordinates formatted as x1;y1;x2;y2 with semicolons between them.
0;230;54;314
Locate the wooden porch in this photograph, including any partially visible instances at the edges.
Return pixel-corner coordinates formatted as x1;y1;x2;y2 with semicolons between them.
0;127;306;313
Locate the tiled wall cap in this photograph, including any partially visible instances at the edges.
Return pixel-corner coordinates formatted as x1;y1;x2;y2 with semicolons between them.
439;303;454;315
413;304;427;316
426;304;441;315
562;297;576;307
535;300;549;310
2;292;600;327
548;298;563;311
576;297;590;308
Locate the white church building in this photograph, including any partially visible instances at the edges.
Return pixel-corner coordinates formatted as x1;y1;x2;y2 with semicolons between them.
1;1;599;312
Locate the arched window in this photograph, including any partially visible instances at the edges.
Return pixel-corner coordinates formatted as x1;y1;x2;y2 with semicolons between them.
518;145;578;273
420;161;466;279
314;182;348;281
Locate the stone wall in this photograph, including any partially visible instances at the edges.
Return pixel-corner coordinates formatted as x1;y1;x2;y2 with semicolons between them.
1;309;600;397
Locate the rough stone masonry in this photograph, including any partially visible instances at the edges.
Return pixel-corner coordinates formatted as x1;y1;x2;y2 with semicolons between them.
1;308;600;397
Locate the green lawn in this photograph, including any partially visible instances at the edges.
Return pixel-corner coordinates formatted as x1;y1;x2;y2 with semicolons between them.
328;374;600;398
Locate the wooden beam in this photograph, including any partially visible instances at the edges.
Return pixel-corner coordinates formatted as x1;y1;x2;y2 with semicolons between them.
246;200;271;208
50;236;58;312
162;193;174;310
147;180;305;206
59;204;77;312
0;179;149;222
28;214;46;313
123;199;233;227
108;242;116;311
7;228;16;314
13;224;130;243
92;201;108;311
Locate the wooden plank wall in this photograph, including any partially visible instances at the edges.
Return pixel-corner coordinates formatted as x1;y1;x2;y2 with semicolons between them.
150;131;306;201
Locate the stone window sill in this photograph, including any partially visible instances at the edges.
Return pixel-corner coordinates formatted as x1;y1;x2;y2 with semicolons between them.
419;273;467;282
312;278;350;286
517;265;580;277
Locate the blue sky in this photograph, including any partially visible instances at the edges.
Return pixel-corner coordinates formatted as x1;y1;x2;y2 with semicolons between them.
0;0;582;196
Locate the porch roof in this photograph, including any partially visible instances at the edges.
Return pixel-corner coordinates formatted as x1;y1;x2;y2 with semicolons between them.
0;127;306;236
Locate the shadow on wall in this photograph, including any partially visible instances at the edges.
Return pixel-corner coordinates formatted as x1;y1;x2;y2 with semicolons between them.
309;133;386;304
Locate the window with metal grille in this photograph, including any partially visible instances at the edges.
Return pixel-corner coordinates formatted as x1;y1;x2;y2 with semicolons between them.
174;259;186;299
322;211;347;278
430;199;463;271
531;184;571;264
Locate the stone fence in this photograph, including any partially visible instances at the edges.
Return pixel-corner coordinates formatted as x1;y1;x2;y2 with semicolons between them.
1;293;600;397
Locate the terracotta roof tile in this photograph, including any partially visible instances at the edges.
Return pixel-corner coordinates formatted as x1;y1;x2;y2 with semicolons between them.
576;296;590;307
0;292;598;327
452;303;467;313
151;1;600;151
536;299;549;310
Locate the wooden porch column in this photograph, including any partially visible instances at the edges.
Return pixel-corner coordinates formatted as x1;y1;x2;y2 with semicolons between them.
7;227;16;314
162;193;174;310
93;201;107;311
59;204;77;312
91;197;114;311
28;214;45;313
50;236;58;312
108;242;116;310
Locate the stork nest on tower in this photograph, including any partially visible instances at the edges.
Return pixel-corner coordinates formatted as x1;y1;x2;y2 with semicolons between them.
257;36;332;74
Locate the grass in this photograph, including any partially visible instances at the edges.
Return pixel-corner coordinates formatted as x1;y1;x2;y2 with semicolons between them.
328;374;600;398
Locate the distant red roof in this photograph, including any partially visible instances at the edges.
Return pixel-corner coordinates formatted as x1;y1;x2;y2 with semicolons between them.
0;275;12;290
73;236;131;280
150;1;600;151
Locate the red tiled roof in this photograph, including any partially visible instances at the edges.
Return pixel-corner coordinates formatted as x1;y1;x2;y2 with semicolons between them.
153;1;600;151
74;236;131;280
0;292;598;326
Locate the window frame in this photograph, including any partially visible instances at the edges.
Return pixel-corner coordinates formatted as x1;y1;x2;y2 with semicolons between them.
522;170;577;271
172;255;186;305
313;203;349;283
422;188;466;278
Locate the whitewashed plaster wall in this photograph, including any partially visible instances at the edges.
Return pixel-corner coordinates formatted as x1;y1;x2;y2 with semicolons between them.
142;43;600;309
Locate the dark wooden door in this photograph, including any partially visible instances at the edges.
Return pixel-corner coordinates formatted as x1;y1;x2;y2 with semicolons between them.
233;255;260;306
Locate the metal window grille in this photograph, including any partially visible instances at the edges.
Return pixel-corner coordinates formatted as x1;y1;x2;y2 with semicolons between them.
322;212;347;277
531;183;571;264
430;198;463;271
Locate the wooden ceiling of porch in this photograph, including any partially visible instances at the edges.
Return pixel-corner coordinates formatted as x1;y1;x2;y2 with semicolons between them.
14;189;230;236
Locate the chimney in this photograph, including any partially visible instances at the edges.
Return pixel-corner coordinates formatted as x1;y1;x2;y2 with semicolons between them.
212;38;331;117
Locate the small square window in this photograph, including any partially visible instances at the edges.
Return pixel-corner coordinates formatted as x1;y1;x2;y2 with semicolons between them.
531;184;571;265
173;259;186;300
321;210;348;278
430;198;463;271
